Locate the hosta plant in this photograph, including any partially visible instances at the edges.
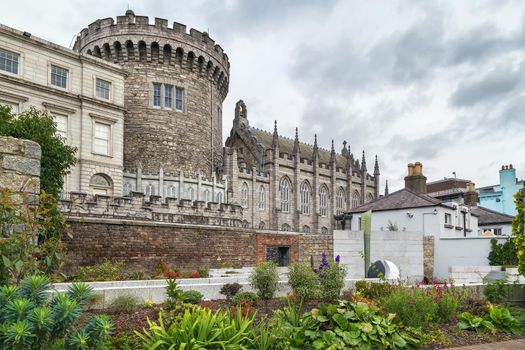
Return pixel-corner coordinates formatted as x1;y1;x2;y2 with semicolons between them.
487;304;523;335
457;312;496;334
0;275;113;349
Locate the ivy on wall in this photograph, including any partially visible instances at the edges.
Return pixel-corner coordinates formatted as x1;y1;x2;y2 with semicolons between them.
512;190;525;275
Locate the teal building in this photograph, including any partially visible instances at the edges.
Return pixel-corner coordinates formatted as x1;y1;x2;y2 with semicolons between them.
478;165;524;216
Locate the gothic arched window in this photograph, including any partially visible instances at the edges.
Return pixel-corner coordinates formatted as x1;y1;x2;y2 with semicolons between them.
258;221;265;230
366;193;374;203
187;187;195;201
166;185;176;198
321;227;329;235
336;187;346;215
216;192;223;205
203;189;210;204
258;185;266;210
280;177;291;213
281;223;291;232
319;185;329;217
302;225;310;233
144;184;154;199
123;182;132;196
352;190;360;208
240;182;249;208
300;181;311;215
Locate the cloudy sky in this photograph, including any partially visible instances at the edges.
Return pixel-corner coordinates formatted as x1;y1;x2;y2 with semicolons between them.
2;0;524;191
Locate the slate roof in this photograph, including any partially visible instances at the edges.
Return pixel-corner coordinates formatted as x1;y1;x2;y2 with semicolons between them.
250;128;350;169
471;206;514;225
347;188;444;214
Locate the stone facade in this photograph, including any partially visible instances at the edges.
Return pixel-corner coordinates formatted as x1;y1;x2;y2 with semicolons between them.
0;136;41;200
423;235;435;281
225;100;380;234
0;24;126;196
74;10;229;177
64;218;333;274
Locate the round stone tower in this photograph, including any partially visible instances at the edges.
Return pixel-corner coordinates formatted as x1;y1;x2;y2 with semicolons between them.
74;10;230;176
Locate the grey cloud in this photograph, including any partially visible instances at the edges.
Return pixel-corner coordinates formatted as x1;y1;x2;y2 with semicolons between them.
450;66;521;107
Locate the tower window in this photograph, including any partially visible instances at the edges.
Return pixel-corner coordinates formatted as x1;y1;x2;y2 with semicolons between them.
153;83;161;107
176;87;184;111
164;84;173;108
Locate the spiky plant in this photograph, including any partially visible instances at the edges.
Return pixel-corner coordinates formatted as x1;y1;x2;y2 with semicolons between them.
0;275;113;349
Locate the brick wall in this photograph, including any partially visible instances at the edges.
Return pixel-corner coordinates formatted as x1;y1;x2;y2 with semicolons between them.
64;218;334;274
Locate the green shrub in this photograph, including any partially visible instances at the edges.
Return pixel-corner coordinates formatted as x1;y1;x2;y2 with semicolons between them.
458;312;496;334
269;300;420;349
74;259;125;282
436;293;459;322
484;280;508;304
109;294;140;313
318;261;346;301
250;262;279;302
381;287;438;327
232;291;257;306
0;275;113;349
355;280;395;299
219;282;243;300
136;307;257;349
103;330;141;350
165;279;184;309
287;263;321;301
197;267;210;278
182;290;203;304
488;238;518;266
487;305;523;334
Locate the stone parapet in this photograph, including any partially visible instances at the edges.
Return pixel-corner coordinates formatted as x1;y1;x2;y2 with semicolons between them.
59;191;242;227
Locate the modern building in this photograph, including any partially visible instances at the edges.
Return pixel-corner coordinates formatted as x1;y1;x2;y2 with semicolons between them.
0;11;381;234
338;162;479;237
427;177;474;204
478;165;524;216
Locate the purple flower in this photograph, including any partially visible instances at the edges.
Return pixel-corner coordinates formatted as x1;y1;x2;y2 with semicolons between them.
335;255;340;264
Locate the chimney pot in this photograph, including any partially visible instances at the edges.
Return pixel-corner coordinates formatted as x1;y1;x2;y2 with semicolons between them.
407;163;415;176
404;161;427;193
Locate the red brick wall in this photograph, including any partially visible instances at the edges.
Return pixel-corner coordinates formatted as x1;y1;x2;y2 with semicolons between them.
64;218;333;274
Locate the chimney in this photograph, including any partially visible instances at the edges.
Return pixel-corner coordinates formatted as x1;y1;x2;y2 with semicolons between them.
464;182;479;206
404;161;427;193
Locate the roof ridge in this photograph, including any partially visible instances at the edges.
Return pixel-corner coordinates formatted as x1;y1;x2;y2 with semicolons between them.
475;206;515;218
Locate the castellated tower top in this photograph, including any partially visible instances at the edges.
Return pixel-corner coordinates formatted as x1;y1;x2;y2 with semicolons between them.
74;11;230;176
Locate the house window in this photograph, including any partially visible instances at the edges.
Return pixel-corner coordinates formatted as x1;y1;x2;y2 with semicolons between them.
336;188;346;215
240;182;249;208
216;192;223;205
164;85;173;108
494;228;502;235
352;190;360;208
96;78;111;99
53;114;68;140
89;173;112;196
0;48;19;74
319;185;328;217
445;213;452;225
93;122;110;155
153;83;161;107
302;225;310;233
280;177;290;213
51;65;68;88
300;181;310;215
258;185;266;210
175;87;184;111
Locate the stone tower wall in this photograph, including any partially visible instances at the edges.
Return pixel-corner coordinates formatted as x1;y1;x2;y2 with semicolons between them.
74;11;230;176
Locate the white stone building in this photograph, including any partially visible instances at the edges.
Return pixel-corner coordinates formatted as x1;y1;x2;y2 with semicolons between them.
0;24;126;196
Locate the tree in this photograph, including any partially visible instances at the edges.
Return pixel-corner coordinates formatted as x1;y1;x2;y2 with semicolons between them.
512;189;525;274
0;105;76;198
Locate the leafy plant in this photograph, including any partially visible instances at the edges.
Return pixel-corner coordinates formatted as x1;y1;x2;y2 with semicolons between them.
387;220;399;231
457;312;496;334
487;304;523;335
250;262;279;309
136;307;258;349
197;268;209;278
287;263;321;301
484;280;508;304
220;282;243;301
165;279;184;309
143;299;154;308
109;295;141;313
269;300;420;349
512;190;525;274
0;275;113;349
73;259;125;282
0;189;67;285
488;238;518;266
182;290;203;304
355;280;395;299
318;261;347;301
0;105;77;198
232;291;257;306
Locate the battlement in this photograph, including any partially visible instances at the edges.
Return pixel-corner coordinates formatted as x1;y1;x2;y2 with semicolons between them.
75;11;229;99
60;191;242;227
